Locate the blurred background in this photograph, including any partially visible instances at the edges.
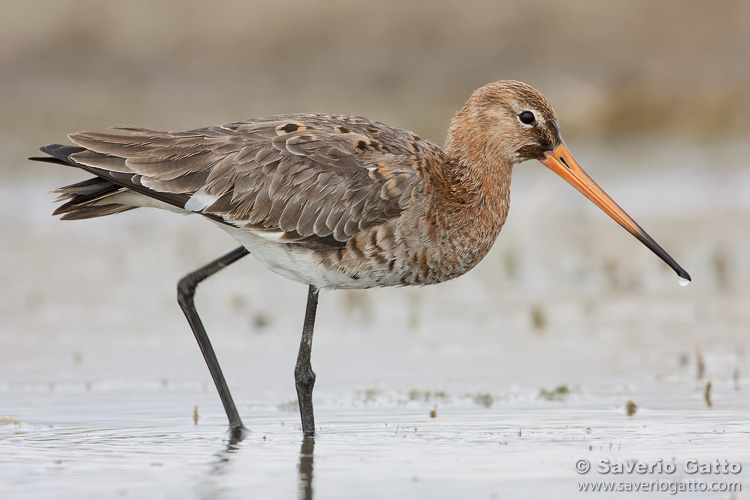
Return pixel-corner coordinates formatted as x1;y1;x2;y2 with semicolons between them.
3;0;750;152
2;0;749;405
1;1;749;497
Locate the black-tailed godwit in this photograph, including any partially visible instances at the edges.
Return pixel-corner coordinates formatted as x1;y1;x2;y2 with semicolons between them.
30;80;690;436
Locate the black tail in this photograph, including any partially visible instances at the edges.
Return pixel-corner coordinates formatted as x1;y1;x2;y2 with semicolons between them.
30;145;136;220
31;144;86;164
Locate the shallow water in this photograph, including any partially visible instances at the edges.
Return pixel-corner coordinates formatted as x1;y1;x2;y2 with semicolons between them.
2;141;749;498
3;381;749;499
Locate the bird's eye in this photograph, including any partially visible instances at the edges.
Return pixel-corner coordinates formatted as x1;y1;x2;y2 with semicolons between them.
518;111;536;125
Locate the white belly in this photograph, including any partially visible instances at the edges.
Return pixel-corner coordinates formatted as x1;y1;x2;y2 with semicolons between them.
218;224;375;290
118;191;383;289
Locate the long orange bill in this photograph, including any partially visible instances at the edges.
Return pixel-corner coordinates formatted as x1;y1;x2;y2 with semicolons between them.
540;143;691;282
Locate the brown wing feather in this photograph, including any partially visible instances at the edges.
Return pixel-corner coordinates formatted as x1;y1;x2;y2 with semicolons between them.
66;114;436;244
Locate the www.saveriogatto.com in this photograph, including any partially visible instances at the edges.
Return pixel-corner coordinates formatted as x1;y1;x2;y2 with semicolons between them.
574;458;743;494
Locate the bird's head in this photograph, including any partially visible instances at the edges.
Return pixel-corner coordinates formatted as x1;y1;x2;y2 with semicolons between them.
447;80;691;283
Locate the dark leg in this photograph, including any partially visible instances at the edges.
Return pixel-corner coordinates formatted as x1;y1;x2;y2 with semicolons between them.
177;246;250;434
295;285;320;436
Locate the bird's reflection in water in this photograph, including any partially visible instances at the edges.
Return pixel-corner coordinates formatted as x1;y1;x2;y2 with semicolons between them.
298;436;315;500
201;428;314;500
200;428;247;499
225;427;246;451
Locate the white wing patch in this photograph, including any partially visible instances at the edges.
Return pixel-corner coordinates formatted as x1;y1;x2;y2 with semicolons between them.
184;187;219;212
252;230;289;242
